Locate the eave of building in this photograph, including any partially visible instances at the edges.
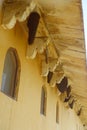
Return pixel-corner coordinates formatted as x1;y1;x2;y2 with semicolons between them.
0;0;87;127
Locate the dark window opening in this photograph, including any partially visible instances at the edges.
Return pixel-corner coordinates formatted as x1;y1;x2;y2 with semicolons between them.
40;86;47;116
47;71;53;83
27;12;40;45
1;47;21;100
56;76;68;93
69;99;75;109
66;85;71;97
64;95;71;102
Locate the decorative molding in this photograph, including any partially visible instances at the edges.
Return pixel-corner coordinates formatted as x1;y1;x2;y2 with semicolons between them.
26;8;50;58
1;1;36;29
41;57;59;76
49;67;64;87
26;38;50;59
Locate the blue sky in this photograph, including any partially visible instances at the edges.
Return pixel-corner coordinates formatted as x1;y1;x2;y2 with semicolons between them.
82;0;87;59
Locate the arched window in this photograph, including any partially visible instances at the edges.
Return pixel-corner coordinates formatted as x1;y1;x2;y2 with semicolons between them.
1;47;21;100
27;12;40;45
40;86;47;116
56;101;59;123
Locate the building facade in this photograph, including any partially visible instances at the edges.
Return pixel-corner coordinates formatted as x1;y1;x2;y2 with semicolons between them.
0;0;86;130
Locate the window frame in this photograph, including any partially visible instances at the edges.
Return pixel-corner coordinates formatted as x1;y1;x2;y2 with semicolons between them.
40;86;47;116
56;101;59;124
1;47;21;100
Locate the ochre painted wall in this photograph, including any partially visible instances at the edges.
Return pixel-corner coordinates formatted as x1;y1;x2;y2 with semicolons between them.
0;22;84;130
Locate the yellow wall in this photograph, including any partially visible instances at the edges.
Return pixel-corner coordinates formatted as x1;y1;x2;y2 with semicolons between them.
0;22;84;130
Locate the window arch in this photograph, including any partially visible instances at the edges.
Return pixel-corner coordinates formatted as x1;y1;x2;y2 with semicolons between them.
40;86;47;116
56;101;59;123
1;47;21;100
